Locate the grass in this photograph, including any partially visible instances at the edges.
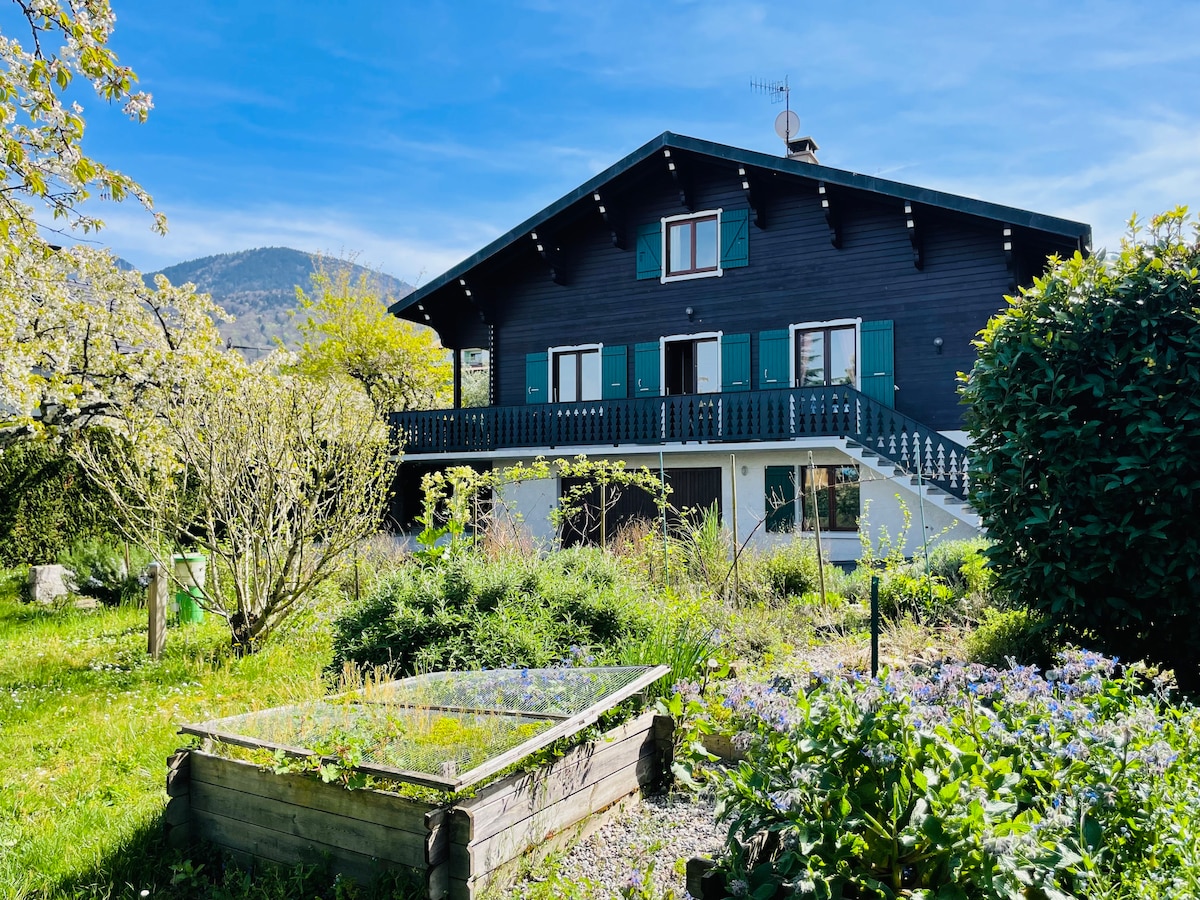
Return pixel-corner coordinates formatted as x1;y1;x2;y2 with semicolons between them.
0;576;332;899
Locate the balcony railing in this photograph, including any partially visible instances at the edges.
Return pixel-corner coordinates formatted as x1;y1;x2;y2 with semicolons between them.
390;386;971;500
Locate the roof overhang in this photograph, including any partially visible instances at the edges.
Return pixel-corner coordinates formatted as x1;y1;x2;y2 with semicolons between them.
391;131;1092;329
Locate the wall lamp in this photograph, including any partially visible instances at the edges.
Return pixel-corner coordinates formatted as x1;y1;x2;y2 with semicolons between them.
686;306;695;321
933;337;944;354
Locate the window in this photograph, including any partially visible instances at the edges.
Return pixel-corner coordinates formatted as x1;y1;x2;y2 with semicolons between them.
636;208;748;282
765;464;860;533
793;323;857;387
803;465;860;532
663;335;719;395
665;213;718;278
551;345;601;403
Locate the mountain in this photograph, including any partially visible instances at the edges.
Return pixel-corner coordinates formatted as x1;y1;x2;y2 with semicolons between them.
146;247;411;354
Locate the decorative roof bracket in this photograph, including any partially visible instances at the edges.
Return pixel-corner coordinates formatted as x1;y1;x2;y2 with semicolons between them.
1002;226;1016;291
663;148;693;212
530;232;567;286
738;166;765;229
904;202;924;270
457;277;490;323
818;181;841;248
592;191;626;249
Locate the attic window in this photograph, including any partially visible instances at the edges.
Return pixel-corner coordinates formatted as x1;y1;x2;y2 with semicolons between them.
665;212;719;279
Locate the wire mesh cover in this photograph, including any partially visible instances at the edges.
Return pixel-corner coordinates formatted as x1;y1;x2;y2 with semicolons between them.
182;665;668;790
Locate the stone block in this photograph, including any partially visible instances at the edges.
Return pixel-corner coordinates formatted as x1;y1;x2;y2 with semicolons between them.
26;564;73;604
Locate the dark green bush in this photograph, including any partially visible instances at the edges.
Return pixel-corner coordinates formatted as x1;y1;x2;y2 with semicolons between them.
962;209;1200;688
329;548;656;675
0;437;116;566
966;607;1059;669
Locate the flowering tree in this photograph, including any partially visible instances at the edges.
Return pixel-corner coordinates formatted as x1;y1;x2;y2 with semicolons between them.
74;363;397;652
0;1;230;449
0;0;161;238
293;261;451;416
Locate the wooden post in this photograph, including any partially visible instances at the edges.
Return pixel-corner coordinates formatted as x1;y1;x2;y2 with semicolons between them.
147;561;167;659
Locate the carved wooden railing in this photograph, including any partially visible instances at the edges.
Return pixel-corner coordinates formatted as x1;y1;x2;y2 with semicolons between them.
390;386;971;499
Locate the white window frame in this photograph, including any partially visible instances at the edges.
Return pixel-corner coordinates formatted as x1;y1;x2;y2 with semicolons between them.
661;208;723;284
547;342;603;403
659;331;723;396
787;318;861;389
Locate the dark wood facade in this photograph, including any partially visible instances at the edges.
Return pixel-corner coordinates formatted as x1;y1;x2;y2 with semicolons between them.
392;131;1089;444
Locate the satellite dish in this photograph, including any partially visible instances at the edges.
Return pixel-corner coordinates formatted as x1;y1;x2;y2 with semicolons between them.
775;109;800;141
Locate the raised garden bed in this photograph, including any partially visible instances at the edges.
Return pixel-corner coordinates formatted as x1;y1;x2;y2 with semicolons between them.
165;667;673;898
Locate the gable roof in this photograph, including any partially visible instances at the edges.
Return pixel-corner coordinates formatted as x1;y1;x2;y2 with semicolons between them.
391;131;1091;317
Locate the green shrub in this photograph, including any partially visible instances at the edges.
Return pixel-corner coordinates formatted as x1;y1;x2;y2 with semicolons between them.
755;537;821;601
924;537;997;599
875;567;959;625
966;607;1059;669
56;538;151;607
962;209;1200;688
329;548;657;675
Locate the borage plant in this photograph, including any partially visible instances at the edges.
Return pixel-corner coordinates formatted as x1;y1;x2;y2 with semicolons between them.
704;652;1195;899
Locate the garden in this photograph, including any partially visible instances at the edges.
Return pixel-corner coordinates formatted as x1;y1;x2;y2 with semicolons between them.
4;468;1197;900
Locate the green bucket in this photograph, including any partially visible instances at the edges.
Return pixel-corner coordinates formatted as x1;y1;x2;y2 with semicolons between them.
172;553;207;625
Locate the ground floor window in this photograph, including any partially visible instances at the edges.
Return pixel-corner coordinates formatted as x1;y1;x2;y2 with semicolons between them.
765;464;859;533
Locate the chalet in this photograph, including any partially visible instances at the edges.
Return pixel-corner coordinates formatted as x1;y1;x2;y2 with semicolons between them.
388;132;1090;561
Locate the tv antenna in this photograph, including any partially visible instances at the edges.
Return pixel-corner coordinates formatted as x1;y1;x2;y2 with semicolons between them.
751;76;798;151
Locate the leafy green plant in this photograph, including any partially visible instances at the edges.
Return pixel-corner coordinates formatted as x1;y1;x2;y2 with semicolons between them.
57;537;151;606
706;651;1192;898
962;208;1200;689
0;434;118;567
965;607;1059;669
753;537;822;602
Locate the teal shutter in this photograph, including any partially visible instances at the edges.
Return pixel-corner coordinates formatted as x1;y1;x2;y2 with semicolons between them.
720;208;749;269
636;223;662;280
633;341;660;396
765;466;796;533
758;329;790;388
601;345;627;399
859;320;895;408
720;333;750;392
525;351;548;404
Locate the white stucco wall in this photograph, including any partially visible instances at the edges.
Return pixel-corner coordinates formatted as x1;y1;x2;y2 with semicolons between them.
478;443;975;562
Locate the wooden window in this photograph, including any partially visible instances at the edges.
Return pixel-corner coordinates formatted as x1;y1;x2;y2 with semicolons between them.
552;346;602;403
802;465;860;532
667;215;718;276
766;464;859;533
794;324;857;387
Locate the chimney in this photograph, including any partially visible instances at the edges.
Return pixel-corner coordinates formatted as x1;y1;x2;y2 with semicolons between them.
786;136;820;164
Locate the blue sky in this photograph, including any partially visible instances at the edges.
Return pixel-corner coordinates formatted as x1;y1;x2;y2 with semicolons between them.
30;0;1200;283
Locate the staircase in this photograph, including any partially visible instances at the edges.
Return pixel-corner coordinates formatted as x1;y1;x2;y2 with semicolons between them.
840;438;980;531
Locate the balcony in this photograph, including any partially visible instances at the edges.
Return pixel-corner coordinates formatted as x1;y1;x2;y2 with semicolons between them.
390;385;971;500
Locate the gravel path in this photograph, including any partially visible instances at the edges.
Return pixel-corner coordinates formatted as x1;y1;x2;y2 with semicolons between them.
507;787;725;898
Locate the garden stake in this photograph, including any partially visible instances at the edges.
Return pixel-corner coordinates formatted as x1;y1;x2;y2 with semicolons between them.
871;575;880;678
808;451;827;605
730;453;740;602
659;451;670;586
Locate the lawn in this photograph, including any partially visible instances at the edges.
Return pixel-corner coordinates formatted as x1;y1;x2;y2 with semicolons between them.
0;571;331;899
